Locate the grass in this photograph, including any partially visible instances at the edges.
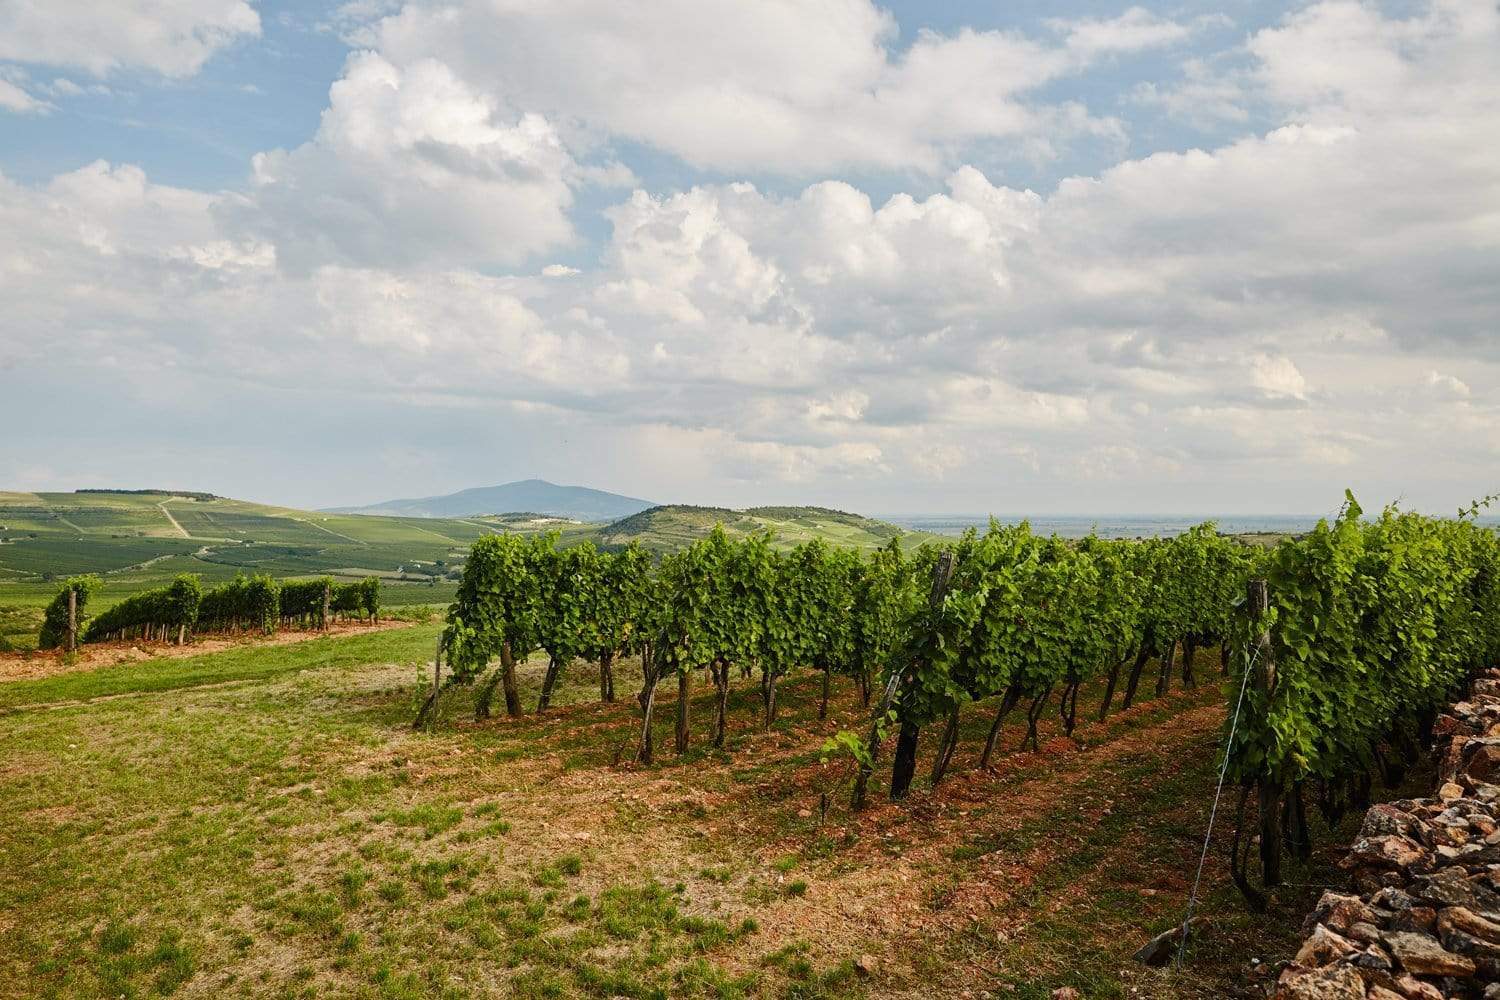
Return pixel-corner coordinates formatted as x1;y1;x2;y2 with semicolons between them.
0;635;1395;999
0;624;441;709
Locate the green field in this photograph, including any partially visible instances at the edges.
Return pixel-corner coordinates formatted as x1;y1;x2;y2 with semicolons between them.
0;492;938;651
0;624;1379;999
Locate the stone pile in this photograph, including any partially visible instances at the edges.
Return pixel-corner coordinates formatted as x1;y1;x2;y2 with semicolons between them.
1274;670;1500;1000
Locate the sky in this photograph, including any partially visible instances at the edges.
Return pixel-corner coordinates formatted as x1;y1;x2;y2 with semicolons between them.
0;0;1496;517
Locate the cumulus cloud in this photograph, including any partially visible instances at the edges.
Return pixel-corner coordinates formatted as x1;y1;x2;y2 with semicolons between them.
243;52;578;271
0;0;259;77
361;0;1188;175
5;0;1500;511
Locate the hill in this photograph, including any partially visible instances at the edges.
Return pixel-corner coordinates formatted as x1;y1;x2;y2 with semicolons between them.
595;504;928;553
0;492;937;648
0;493;928;582
0;489;485;587
326;479;655;521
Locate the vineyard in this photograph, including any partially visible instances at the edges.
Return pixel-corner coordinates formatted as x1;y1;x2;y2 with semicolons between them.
428;494;1500;908
36;572;382;648
5;493;1500;999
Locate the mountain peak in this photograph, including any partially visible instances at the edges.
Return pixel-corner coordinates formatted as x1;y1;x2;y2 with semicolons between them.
325;480;655;522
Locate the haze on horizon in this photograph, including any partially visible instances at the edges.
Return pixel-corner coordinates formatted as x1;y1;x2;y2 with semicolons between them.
2;1;1497;517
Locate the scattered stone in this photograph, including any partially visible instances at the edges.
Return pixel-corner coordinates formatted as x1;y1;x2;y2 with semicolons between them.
1132;921;1194;967
854;954;878;976
1050;989;1080;1000
1440;782;1466;803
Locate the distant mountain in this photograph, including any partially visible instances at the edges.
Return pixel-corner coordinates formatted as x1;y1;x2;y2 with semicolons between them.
326;479;656;522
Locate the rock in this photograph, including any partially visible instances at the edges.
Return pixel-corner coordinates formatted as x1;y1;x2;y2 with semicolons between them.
1305;892;1379;935
1391;907;1438;935
1393;975;1444;1000
1383;930;1477;976
1050;990;1080;1000
1441;906;1500;945
1412;868;1500;911
1373;888;1417;912
1296;924;1356;966
1349;945;1393;971
1345;834;1427;873
1362;805;1425;841
1275;964;1367;1000
1132;921;1194;967
1273;674;1500;1000
1464;743;1500;785
854;954;878;976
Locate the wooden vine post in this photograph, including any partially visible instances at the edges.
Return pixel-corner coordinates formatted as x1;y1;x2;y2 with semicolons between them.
321;583;332;632
66;587;77;653
1248;578;1282;889
413;633;445;730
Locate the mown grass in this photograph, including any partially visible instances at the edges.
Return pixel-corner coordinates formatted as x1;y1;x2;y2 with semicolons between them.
0;631;864;998
0;635;1383;999
0;624;441;710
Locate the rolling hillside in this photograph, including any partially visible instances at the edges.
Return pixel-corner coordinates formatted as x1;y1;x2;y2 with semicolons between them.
0;490;485;584
0;493;932;583
326;479;655;521
0;491;937;649
594;504;932;553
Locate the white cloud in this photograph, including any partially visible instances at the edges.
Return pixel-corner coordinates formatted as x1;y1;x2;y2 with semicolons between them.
0;76;50;114
1050;7;1193;60
1424;371;1471;399
1248;354;1309;401
243;52;578;271
1131;57;1250;125
362;0;1184;175
0;0;259;77
5;0;1500;510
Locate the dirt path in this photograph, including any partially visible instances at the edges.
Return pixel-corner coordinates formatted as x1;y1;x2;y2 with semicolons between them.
0;618;414;682
156;502;189;538
289;517;366;544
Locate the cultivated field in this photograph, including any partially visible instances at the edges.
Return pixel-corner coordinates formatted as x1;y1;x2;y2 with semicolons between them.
0;625;1392;1000
0;493;938;651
